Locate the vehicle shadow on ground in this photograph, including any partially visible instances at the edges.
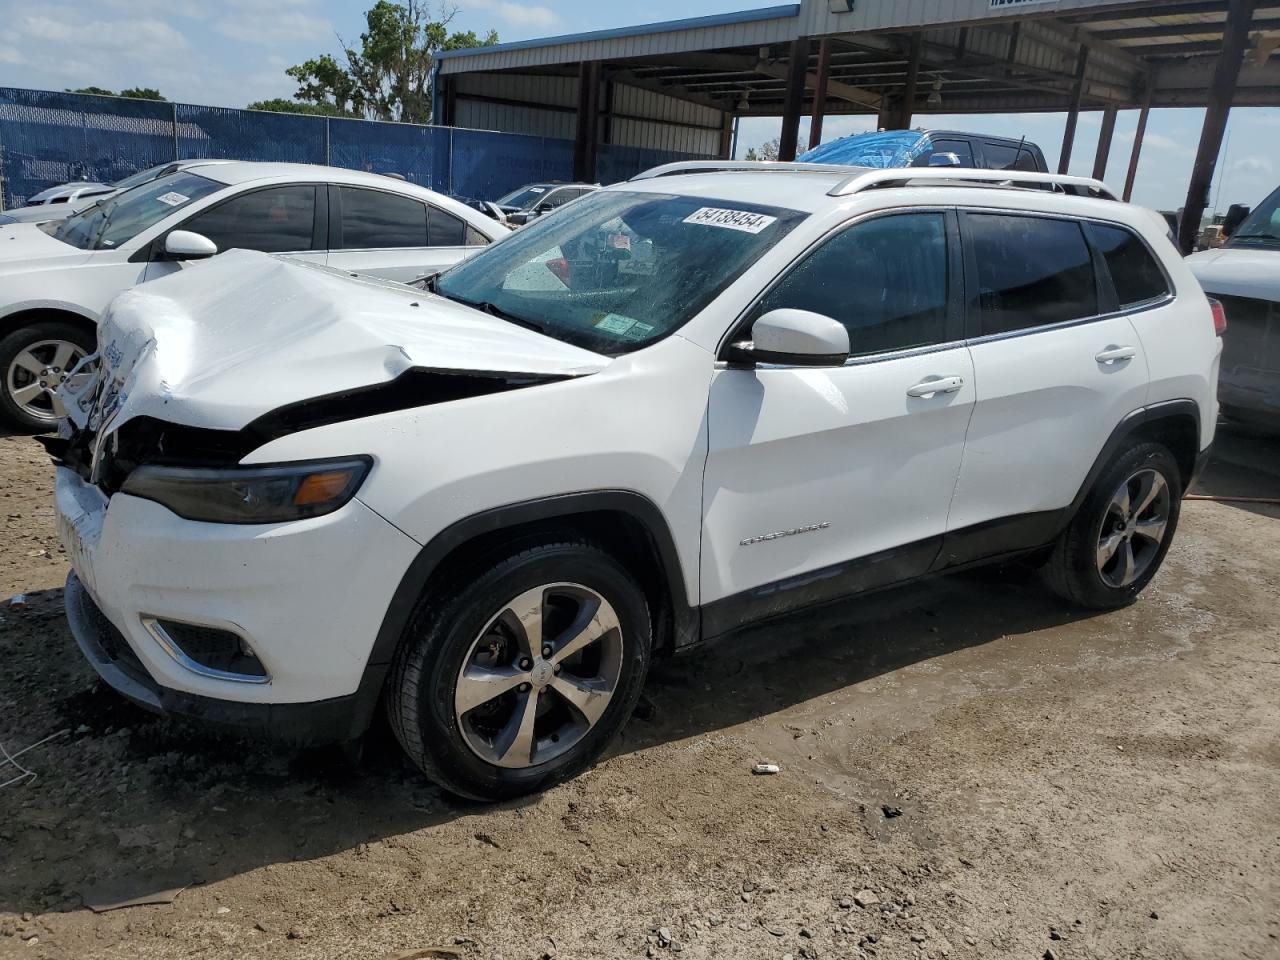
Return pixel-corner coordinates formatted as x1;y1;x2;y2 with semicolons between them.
2;561;1090;916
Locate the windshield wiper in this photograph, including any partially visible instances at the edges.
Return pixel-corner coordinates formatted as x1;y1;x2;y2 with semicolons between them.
438;292;546;334
1232;232;1280;242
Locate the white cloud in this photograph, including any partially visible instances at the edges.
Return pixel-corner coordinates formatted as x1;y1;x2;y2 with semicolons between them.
467;0;559;30
1231;155;1274;175
0;44;22;65
215;6;333;47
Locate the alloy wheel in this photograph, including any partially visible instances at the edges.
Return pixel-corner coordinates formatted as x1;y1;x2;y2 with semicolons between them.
1096;467;1172;588
5;339;91;422
454;583;624;770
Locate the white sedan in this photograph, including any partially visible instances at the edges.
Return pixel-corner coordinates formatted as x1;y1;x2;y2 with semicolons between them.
0;161;505;429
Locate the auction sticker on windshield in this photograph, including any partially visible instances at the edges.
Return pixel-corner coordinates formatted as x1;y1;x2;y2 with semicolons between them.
156;192;189;207
683;207;778;234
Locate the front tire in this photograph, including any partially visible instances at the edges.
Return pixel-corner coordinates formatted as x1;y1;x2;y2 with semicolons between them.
0;322;95;431
386;540;652;801
1043;442;1183;609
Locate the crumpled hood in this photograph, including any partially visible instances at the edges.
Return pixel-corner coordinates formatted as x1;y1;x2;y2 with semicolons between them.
1186;246;1280;301
0;222;92;269
65;249;609;435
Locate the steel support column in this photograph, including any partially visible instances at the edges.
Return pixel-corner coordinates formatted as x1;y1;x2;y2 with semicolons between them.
1059;45;1090;174
897;33;924;129
1093;105;1118;181
809;38;832;151
1123;85;1153;202
779;37;809;162
719;112;734;159
573;60;602;183
1178;0;1258;253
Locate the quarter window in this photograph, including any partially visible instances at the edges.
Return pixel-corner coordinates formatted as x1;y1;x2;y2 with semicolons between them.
983;142;1039;171
427;206;466;247
339;187;428;249
1087;222;1170;308
967;214;1098;335
180;185;317;254
756;212;950;358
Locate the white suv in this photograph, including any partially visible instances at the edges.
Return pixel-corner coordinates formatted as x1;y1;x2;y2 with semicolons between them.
0;161;504;429
51;163;1221;801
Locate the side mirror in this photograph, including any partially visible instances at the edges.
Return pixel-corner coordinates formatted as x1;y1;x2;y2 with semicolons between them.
728;309;850;367
1222;203;1251;238
163;230;218;260
928;152;963;167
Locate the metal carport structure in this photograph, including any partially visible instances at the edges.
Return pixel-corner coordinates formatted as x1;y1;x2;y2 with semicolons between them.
433;0;1280;252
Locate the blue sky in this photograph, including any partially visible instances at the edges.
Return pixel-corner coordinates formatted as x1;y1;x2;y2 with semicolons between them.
1;0;1276;211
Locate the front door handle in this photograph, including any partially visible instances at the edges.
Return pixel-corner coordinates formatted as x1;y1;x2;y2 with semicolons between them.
1095;345;1138;364
906;375;964;398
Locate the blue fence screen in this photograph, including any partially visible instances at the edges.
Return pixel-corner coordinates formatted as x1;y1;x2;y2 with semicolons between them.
0;87;710;209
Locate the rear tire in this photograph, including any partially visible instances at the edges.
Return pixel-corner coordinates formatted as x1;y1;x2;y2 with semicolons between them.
1043;442;1182;609
0;321;95;431
385;539;651;801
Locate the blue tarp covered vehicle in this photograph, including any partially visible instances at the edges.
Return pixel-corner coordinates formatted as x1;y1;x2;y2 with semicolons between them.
798;130;933;167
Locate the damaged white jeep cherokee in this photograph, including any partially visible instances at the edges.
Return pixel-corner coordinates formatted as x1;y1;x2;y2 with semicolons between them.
51;163;1221;800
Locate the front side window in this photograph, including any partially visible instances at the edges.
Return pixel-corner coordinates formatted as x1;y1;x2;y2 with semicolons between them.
340;187;428;249
754;213;950;358
47;171;224;250
181;185;317;254
1087;222;1170;308
967;214;1098;336
435;190;805;356
1227;186;1280;248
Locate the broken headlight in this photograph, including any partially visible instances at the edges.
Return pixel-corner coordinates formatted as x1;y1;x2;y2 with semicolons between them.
120;457;372;524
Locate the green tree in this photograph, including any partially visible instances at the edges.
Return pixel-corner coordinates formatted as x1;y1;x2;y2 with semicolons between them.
67;86;166;100
282;1;497;124
246;97;356;118
118;87;166;101
744;137;781;162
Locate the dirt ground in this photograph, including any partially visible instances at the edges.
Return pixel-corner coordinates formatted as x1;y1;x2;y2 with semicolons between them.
1;427;1278;960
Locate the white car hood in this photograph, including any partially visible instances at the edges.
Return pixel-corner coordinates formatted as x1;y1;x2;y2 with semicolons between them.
66;249;609;435
1186;246;1280;301
0;222;92;269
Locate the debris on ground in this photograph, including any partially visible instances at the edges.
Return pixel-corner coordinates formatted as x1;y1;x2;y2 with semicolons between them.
753;762;781;775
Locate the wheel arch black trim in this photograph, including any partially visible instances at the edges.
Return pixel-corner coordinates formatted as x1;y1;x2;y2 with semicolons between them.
347;490;696;736
1065;399;1203;526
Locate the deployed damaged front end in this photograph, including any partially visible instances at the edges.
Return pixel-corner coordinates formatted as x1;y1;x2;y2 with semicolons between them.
47;249;605;495
48;250;607;740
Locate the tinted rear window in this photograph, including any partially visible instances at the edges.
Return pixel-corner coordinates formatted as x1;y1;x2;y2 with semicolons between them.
967;214;1098;335
1087;223;1170;308
340;187;428;249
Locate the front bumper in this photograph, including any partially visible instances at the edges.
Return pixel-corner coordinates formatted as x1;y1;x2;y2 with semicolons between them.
65;572;375;743
55;466;421;741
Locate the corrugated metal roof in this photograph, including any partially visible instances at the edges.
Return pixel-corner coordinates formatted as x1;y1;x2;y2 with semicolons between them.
438;5;801;75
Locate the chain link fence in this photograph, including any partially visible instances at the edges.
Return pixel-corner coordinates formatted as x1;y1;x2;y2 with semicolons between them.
0;87;709;210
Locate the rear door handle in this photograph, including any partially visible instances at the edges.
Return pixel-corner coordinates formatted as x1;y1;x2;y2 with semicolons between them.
1095;345;1138;364
906;376;964;398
